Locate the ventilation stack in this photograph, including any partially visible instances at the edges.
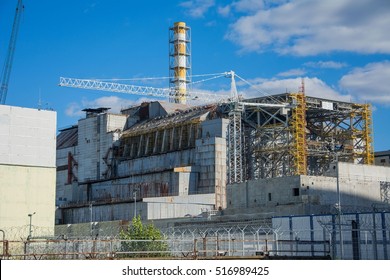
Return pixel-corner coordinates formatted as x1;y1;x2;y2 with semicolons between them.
169;22;191;104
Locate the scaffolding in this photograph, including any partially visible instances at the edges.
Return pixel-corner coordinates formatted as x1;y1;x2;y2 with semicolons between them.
226;94;375;180
356;103;374;165
290;93;307;175
227;103;243;184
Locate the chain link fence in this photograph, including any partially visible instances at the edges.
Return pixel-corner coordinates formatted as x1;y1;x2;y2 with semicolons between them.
1;212;389;260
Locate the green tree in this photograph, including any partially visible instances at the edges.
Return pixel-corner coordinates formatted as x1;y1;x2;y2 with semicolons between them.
119;215;169;258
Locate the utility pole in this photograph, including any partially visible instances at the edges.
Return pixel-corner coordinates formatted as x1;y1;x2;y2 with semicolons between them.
133;190;137;219
27;212;36;240
334;151;344;259
90;203;93;237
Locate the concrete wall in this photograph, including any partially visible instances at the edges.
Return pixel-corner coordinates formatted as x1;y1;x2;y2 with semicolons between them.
195;137;227;193
0;165;56;231
61;202;147;224
0;105;56;240
143;193;215;219
117;149;195;179
0;105;56;167
80;171;179;202
325;162;390;208
227;176;301;209
77;113;126;183
201;118;228;138
60;194;215;224
226;163;390;216
56;146;78;206
56;113;229;224
197;118;228;204
375;151;390;166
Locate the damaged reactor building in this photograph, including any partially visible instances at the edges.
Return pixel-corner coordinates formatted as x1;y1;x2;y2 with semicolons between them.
55;22;389;226
55;91;390;225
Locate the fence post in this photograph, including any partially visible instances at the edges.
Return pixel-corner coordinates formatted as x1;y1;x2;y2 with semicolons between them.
202;237;207;257
381;212;388;260
351;220;360;260
193;238;197;259
331;214;337;259
372;211;378;260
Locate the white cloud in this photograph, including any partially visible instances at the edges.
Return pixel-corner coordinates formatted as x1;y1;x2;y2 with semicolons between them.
180;0;215;18
339;61;390;104
225;0;390;55
241;76;351;102
217;5;231;17
304;60;347;69
65;96;156;117
277;68;306;77
232;0;264;13
65;102;83;118
218;0;264;17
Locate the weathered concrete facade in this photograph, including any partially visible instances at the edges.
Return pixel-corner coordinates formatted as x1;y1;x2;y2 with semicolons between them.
56;95;381;225
56;102;228;224
375;150;390;166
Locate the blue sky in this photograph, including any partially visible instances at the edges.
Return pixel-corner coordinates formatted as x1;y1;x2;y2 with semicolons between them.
1;0;389;151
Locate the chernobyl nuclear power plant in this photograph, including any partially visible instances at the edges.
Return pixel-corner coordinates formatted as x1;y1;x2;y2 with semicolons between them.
1;5;390;260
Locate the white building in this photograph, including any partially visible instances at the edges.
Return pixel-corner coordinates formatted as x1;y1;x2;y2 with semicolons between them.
0;105;56;240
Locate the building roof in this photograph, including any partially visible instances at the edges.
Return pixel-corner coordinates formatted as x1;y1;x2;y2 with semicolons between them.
122;104;217;137
158;101;189;114
375;150;390;157
57;125;78;149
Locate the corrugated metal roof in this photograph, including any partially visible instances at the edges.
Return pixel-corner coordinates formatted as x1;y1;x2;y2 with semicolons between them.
57;126;78;149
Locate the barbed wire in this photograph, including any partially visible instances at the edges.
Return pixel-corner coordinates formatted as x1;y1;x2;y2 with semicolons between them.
1;227;387;260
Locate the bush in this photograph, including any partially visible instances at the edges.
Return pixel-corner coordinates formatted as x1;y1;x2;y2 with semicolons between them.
119;216;169;258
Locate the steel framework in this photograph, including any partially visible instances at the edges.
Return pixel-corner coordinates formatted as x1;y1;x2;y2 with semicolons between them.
224;94;374;180
227;103;243;184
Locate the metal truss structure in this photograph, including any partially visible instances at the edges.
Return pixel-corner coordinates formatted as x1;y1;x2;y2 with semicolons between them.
59;77;171;98
59;74;374;183
305;98;374;174
380;181;390;204
227;103;243;184
223;93;374;181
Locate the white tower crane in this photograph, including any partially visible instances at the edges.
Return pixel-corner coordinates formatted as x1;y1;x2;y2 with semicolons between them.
59;77;171;98
59;73;230;104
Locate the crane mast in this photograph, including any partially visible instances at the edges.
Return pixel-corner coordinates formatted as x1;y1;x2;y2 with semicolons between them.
0;0;24;104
